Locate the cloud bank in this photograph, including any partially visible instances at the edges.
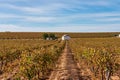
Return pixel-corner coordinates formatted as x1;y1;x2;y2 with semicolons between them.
0;0;120;32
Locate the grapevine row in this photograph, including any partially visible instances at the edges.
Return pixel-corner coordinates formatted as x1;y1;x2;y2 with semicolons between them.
70;38;120;80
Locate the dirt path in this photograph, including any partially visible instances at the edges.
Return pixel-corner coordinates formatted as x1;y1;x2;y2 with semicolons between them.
49;42;83;80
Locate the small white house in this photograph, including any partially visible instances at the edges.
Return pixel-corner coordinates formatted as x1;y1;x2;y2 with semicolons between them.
62;34;71;40
118;34;120;37
115;34;120;38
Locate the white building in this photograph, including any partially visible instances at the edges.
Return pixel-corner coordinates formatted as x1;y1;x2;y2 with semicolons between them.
62;34;71;40
115;34;120;37
118;34;120;37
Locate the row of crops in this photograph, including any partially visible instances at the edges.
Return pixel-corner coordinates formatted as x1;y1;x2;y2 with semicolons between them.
0;39;65;80
70;38;120;80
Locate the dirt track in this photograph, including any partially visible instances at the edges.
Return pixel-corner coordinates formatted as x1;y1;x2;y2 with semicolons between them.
49;42;83;80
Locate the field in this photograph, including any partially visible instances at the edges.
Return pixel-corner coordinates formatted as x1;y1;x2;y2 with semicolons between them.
70;38;120;80
0;39;65;79
0;32;120;39
0;32;120;80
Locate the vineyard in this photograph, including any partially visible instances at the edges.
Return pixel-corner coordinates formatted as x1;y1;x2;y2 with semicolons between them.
0;39;65;80
0;34;120;80
0;32;120;39
70;38;120;80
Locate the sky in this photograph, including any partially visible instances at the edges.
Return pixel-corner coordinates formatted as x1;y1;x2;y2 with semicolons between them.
0;0;120;32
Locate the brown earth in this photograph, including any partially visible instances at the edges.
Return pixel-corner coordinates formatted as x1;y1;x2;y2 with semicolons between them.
49;42;86;80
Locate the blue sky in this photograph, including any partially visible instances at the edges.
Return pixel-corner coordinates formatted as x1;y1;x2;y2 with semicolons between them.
0;0;120;32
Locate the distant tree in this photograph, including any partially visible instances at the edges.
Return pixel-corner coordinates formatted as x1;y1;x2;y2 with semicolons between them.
114;34;118;37
49;33;55;39
43;33;57;40
43;33;48;40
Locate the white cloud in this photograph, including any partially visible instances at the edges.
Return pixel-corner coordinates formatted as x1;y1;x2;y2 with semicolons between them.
0;0;119;14
0;13;20;18
0;24;19;29
0;11;120;23
95;17;120;22
0;24;23;32
0;24;120;32
24;17;56;22
0;2;86;14
66;12;120;19
81;1;110;6
0;13;56;23
1;11;120;23
55;24;120;32
0;0;29;2
0;24;34;32
0;3;46;13
0;0;120;32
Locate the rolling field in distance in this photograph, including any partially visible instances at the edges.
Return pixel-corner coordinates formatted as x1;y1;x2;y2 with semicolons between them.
0;32;120;39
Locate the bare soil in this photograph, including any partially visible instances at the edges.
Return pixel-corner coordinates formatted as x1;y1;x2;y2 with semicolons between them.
49;42;85;80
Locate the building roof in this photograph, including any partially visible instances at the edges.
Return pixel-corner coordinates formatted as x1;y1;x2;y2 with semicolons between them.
62;34;69;37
